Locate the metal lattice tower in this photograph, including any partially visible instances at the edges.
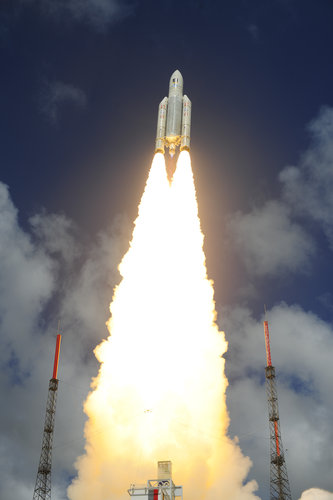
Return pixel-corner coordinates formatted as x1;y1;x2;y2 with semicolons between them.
33;334;61;500
263;320;292;500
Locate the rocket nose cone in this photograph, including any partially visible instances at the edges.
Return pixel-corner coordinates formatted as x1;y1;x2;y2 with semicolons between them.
169;69;183;87
171;69;182;79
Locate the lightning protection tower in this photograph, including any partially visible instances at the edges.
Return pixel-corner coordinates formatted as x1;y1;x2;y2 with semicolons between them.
263;319;292;500
32;334;62;500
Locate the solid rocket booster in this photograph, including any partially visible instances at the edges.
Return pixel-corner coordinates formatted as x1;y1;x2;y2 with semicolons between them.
155;70;191;157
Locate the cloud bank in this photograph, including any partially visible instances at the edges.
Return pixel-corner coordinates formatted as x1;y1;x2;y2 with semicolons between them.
0;181;130;499
227;106;333;277
280;106;333;247
228;201;315;276
222;303;333;499
223;107;333;498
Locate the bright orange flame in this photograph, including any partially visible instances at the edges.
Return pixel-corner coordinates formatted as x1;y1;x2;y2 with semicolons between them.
68;152;258;500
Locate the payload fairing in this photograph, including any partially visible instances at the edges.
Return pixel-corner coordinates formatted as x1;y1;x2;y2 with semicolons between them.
155;70;191;157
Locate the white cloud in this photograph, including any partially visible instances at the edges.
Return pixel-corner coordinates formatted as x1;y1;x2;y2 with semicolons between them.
24;0;134;31
30;212;79;265
227;201;315;276
220;106;333;498
299;489;333;500
0;181;129;500
221;303;333;499
0;183;55;353
227;106;333;278
59;214;130;343
280;106;333;247
40;81;87;124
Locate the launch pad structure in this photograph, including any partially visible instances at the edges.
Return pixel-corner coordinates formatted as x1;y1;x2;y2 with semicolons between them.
128;461;183;500
263;320;292;500
32;334;61;500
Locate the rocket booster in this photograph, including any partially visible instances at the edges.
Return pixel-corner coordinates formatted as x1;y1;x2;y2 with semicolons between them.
155;70;191;157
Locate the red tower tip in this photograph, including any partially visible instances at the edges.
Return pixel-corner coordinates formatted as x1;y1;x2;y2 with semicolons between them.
52;334;61;379
263;320;272;367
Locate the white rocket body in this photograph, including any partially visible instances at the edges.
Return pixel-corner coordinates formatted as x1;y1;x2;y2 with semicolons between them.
155;70;191;156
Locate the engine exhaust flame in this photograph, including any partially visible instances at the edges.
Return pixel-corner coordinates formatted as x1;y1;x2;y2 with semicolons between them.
68;152;258;500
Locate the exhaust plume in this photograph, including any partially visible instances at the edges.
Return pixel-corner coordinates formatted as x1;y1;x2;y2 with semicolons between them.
68;152;258;499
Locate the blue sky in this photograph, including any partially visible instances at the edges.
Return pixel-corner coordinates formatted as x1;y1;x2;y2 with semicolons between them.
0;1;333;499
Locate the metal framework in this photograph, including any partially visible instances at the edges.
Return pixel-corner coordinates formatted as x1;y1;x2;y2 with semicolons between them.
128;462;183;500
128;479;183;500
264;320;292;500
33;334;61;500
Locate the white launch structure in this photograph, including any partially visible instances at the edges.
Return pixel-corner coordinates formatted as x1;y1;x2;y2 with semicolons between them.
128;461;183;500
155;70;191;157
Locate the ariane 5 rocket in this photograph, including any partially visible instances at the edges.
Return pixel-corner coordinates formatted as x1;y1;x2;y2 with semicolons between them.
155;70;191;157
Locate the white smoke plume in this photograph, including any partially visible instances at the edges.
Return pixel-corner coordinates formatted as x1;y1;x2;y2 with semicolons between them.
68;152;259;500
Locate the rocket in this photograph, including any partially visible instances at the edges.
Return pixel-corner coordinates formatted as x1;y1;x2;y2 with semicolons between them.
155;70;191;157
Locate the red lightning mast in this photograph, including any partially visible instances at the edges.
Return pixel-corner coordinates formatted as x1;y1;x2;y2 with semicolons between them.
32;334;61;500
263;318;292;500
